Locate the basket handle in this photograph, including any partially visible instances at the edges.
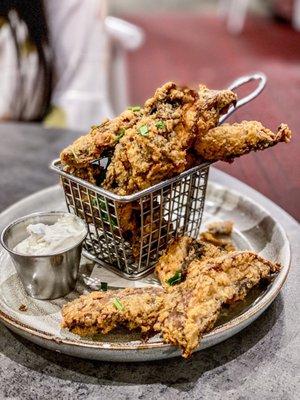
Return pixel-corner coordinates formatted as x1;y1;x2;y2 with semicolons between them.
219;72;267;124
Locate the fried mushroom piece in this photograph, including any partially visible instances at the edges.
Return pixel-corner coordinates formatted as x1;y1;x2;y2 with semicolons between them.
200;220;235;252
61;287;164;337
60;82;237;178
155;251;281;358
60;109;143;169
200;232;236;252
196;85;237;134
102;83;199;195
155;236;228;288
206;220;233;235
194;121;292;161
62;164;104;185
102;82;237;195
59;82;237;241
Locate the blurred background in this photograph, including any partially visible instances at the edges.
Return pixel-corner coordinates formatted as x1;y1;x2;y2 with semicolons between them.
0;0;299;219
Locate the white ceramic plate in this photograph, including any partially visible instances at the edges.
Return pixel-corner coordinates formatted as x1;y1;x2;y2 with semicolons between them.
0;182;290;362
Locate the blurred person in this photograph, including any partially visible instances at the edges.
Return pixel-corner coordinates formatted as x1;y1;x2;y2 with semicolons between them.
0;0;113;130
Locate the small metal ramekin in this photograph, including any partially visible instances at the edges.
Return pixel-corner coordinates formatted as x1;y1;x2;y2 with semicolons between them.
0;211;87;300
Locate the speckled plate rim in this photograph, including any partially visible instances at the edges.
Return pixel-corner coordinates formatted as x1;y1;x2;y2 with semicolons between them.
0;183;291;353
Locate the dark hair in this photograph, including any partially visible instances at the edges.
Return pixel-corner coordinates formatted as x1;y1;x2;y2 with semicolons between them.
0;0;52;120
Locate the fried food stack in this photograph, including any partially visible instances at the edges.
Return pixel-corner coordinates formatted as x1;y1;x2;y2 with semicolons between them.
60;83;289;356
59;81;291;252
60;82;291;194
61;224;281;358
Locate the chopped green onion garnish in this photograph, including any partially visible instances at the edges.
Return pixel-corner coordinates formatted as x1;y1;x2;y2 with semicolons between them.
128;105;141;112
116;128;125;142
91;196;117;227
155;120;165;129
166;271;182;286
139;124;149;136
113;297;125;311
100;282;108;291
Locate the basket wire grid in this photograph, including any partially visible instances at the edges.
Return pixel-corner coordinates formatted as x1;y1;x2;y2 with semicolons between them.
51;73;267;279
52;160;210;279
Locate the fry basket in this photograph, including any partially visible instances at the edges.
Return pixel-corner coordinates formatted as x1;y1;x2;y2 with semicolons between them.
51;160;210;279
50;72;266;279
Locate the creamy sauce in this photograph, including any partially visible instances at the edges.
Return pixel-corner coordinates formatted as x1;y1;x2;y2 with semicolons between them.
14;215;86;255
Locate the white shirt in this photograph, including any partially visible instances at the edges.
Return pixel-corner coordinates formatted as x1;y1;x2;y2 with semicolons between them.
0;0;113;130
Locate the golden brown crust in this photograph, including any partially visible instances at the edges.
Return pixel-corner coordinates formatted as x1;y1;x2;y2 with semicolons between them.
59;82;292;197
194;121;292;161
155;251;281;357
102;83;198;195
155;236;229;288
206;220;233;235
103;83;237;195
61;287;164;336
200;231;236;252
155;222;236;288
196;85;237;135
60;81;237;196
62;164;104;185
60;110;141;168
61;249;280;358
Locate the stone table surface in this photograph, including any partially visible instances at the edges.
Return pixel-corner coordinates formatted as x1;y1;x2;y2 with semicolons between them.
0;122;299;400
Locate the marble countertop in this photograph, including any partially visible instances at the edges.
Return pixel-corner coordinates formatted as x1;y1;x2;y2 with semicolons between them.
0;123;299;400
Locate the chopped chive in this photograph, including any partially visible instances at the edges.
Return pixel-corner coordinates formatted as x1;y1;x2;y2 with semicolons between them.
91;196;117;227
155;120;165;129
139;124;149;136
128;105;141;112
115;128;125;142
166;271;182;286
100;282;108;291
113;297;125;311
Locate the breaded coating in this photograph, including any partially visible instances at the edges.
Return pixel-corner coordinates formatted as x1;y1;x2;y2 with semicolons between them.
206;220;233;235
102;82;236;195
58;82;292;298
155;251;281;358
61;248;280;358
62;164;104;185
194;121;292;161
200;231;236;252
131;204;170;260
196;85;237;134
78;81;231;250
155;222;236;288
115;202;139;237
60;110;142;169
59;83;292;198
155;236;229;288
62;287;164;337
60;82;236;179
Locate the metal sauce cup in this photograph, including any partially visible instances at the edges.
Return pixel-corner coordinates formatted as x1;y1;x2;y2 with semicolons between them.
0;211;87;300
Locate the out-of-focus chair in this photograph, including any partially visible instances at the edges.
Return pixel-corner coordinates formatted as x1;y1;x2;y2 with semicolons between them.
292;0;300;30
105;16;144;115
218;0;300;34
218;0;250;34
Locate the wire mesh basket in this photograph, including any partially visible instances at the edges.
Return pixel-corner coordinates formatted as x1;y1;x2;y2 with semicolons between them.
51;160;210;279
51;73;266;279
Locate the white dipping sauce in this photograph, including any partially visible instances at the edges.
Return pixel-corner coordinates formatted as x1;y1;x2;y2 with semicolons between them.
14;215;86;255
